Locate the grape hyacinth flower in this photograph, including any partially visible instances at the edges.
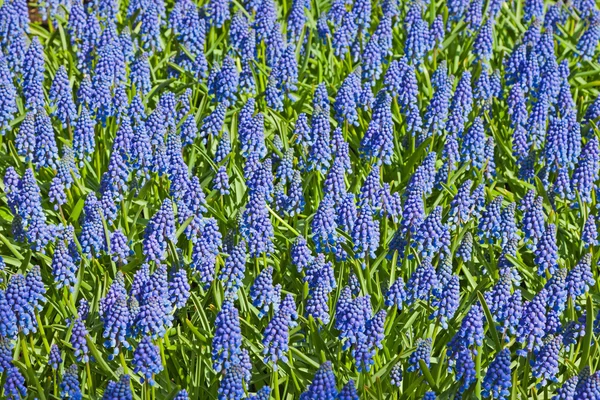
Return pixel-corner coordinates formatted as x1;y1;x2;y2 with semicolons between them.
250;267;277;318
299;361;338;399
390;364;402;387
407;338;432;374
60;365;81;400
566;253;595;301
132;335;163;385
516;289;547;356
534;224;559;276
50;66;77;127
71;318;89;362
583;214;599;247
482;349;511;400
531;335;561;386
457;232;474;262
168;268;190;309
143;199;176;264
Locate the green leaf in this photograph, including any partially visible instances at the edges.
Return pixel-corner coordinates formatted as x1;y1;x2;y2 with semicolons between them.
477;291;502;352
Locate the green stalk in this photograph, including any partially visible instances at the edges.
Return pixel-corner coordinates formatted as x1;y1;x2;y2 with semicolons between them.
20;334;46;400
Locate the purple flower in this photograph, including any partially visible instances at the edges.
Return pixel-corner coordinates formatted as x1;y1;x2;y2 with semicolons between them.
577;11;600;61
212;300;242;372
406;258;439;305
60;365;81;400
241;191;274;257
566;253;595;301
250;266;278;318
299;361;338;399
50;66;77;127
516;289;547;355
132;336;163;385
412;206;451;259
352;201;380;263
534;224;559;276
70;318;89;362
143;199;176;264
408;338;432;373
531;335;561;386
473;20;493;61
482;349;511;400
169;268;190;309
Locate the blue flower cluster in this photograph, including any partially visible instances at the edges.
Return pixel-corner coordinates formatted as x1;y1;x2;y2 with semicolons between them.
1;0;600;397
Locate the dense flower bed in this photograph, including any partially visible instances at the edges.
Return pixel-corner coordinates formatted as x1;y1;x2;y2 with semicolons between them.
0;0;600;398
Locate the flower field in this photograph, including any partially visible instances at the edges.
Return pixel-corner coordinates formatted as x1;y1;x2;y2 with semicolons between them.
2;0;600;398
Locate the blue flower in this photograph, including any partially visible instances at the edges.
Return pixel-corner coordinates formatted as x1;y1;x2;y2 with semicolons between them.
332;11;357;59
262;297;295;366
449;345;476;394
23;37;45;112
191;218;222;287
132;336;163;385
299;361;338;399
385;277;406;311
478;195;503;244
572;137;600;204
73;107;96;166
531;335;561;387
577;11;600;61
404;2;431;65
51;238;78;292
553;375;578;400
143;199;176;264
49;343;62;369
534;224;559;276
307;110;332;173
412;206;451;259
431;275;460;329
102;374;133;400
566;253;595;301
4;366;27;400
482;348;511;400
448;302;484;355
473;20;493;62
209;56;239;104
241;191;274;257
60;365;82;400
33;110;59;170
461;117;487;170
334;71;361;126
422;62;452;144
212;300;242;372
335;289;370;349
352;201;380;263
70;318;89;362
130;53;152;96
250;266;278;318
102;295;131;358
390;363;402;387
50;66;77;127
360;91;394;164
408;338;432;373
499;202;518;245
214;166;231;196
446;72;473;136
311;195;339;254
406;258;439;305
291;236;313;272
168;268;190;309
516;289;547;356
